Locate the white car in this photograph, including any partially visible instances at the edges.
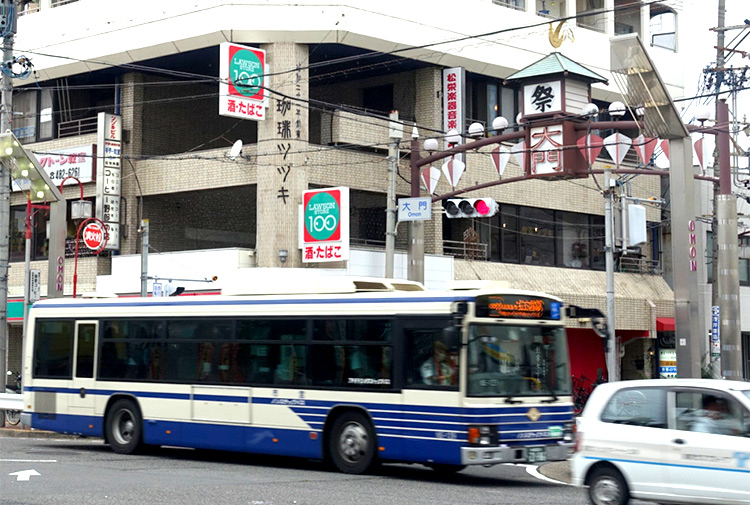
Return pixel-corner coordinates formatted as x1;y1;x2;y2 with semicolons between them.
572;379;750;505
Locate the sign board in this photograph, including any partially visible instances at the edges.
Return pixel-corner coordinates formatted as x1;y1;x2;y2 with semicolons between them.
152;282;163;298
12;145;96;193
711;305;720;358
96;113;121;250
526;121;581;178
300;187;350;263
29;269;41;303
658;348;677;378
82;222;106;251
398;197;432;221
219;42;266;121
522;80;563;118
442;67;465;163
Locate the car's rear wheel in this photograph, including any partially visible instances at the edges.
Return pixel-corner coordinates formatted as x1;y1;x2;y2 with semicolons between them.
588;467;629;505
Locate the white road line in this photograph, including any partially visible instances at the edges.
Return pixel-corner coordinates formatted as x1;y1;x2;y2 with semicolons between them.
525;464;573;485
0;459;57;463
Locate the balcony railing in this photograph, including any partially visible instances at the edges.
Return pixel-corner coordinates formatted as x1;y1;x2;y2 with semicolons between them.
58;116;98;138
618;255;661;275
443;239;488;261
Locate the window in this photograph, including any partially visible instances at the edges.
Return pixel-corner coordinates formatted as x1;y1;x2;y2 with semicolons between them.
520;207;555;266
601;387;667;427
493;0;525;10
33;320;74;378
650;5;676;51
75;323;96;378
405;321;458;389
674;391;748;436
362;84;393;114
469;79;517;133
13;88;54;142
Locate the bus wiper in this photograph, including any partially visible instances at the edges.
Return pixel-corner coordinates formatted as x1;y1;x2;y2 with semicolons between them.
540;382;558;403
504;396;522;404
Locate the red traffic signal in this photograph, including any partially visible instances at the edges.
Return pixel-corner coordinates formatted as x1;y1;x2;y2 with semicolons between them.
443;198;498;218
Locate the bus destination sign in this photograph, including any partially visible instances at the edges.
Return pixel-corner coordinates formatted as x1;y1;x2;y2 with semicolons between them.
476;295;560;320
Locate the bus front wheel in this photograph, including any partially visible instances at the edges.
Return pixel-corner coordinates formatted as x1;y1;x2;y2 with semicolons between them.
105;399;144;454
329;411;377;474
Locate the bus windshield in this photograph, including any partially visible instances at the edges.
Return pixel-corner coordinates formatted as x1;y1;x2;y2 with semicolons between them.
467;324;571;398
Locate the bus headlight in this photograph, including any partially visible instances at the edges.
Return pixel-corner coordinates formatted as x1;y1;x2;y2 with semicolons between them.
468;425;498;446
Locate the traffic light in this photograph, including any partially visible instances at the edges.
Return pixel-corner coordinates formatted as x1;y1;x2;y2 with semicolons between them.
443;198;498;218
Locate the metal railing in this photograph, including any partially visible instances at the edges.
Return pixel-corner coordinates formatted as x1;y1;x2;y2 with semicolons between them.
58;116;98;138
618;255;661;275
443;239;488;261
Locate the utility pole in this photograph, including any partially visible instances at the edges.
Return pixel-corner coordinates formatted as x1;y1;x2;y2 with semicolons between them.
0;0;16;426
140;219;149;297
604;165;618;381
710;0;725;378
385;111;401;278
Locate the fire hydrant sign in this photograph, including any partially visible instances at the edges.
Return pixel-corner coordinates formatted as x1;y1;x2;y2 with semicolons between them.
219;42;266;121
300;187;349;263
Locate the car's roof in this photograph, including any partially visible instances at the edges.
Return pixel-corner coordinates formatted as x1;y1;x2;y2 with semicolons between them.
598;378;750;392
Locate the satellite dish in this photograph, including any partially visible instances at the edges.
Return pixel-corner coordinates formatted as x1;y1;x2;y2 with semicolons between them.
229;139;243;160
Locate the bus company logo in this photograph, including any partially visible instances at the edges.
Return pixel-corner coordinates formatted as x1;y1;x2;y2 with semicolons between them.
525;407;542;422
270;398;306;406
488;297;544;318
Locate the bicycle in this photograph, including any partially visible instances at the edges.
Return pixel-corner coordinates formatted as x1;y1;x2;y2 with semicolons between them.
5;370;21;426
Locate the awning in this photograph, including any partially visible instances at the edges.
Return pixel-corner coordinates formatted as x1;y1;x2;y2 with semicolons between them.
656;317;675;332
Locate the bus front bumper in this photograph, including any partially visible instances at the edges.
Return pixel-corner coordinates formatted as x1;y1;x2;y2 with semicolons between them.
461;441;572;465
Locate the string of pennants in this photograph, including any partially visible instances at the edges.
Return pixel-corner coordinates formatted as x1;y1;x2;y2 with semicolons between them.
420;133;707;195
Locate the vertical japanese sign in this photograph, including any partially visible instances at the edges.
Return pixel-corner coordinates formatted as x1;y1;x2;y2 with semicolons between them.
526;122;577;178
301;187;349;263
96;112;121;250
442;67;465;159
219;42;266;121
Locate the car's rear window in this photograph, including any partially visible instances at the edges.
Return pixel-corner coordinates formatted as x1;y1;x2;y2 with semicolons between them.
600;387;667;428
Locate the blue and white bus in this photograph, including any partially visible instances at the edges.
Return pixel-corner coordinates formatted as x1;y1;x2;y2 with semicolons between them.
22;278;574;474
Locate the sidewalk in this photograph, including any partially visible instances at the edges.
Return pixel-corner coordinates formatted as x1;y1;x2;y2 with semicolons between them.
0;423;82;439
538;460;572;484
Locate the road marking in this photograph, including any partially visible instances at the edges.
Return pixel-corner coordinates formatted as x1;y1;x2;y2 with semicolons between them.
9;469;40;481
1;459;56;463
525;464;573;486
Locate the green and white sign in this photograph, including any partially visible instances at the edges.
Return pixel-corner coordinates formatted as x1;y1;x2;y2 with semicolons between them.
301;187;349;263
219;42;266;121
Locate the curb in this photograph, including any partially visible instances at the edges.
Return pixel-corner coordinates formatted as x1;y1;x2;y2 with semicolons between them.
0;427;84;440
537;460;572;484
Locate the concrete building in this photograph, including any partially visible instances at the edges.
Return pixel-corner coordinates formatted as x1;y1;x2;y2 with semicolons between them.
4;0;745;383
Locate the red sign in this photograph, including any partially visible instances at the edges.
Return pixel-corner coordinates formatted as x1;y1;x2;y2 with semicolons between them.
82;222;105;251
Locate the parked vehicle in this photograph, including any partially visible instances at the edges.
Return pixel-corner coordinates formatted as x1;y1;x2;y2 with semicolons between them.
572;378;750;505
5;370;21;426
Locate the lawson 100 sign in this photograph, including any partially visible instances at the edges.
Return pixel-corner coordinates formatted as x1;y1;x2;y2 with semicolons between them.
301;187;350;263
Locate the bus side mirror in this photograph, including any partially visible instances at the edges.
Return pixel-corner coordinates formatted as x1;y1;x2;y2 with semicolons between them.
443;326;461;352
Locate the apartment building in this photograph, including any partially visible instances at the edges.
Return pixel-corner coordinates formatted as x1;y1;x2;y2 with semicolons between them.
5;0;739;382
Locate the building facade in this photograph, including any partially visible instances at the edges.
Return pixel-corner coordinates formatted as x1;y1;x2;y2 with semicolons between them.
5;0;743;384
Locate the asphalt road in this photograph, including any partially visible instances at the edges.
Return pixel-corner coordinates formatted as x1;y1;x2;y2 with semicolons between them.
0;433;591;505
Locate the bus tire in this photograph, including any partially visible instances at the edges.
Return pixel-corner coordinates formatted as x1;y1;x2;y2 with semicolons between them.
328;411;377;474
105;399;144;455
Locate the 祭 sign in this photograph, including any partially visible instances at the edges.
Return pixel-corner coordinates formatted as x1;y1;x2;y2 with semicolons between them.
301;187;350;263
219;42;266;121
82;221;106;251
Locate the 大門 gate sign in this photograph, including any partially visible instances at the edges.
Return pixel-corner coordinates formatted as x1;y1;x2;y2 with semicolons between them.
219;42;267;121
300;187;350;263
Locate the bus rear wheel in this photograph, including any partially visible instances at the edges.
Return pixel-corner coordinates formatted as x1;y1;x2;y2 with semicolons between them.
329;411;377;474
105;399;144;454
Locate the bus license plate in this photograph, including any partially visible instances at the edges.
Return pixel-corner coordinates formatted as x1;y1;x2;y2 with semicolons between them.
527;447;547;463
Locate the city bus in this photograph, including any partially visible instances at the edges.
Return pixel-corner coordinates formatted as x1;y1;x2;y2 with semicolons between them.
22;277;574;474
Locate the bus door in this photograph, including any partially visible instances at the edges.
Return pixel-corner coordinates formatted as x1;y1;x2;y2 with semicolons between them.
69;321;98;414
